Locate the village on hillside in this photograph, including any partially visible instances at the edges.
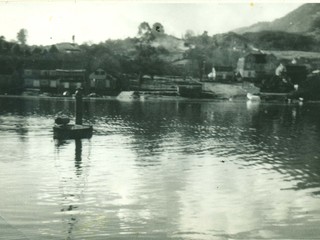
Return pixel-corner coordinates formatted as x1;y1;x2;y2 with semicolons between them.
1;3;320;100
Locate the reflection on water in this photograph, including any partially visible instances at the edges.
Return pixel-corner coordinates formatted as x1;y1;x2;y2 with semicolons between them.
75;139;82;176
54;138;89;240
0;96;320;239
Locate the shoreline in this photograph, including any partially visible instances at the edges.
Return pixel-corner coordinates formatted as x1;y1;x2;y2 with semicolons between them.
1;93;320;104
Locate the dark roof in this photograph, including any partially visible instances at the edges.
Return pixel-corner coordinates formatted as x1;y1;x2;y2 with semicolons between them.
214;66;234;71
53;43;81;52
285;64;307;71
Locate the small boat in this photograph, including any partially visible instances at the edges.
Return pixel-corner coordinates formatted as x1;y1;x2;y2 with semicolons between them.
53;88;93;140
53;124;93;139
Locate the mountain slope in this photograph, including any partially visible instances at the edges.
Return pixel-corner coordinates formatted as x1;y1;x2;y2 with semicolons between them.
235;3;320;34
242;31;319;52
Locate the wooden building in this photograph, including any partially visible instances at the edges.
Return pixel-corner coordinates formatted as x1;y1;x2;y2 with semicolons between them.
207;66;234;82
56;69;86;91
23;69;86;93
89;68;117;94
237;53;278;80
23;69;57;92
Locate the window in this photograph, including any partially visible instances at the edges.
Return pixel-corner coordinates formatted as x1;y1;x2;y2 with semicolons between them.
33;80;40;87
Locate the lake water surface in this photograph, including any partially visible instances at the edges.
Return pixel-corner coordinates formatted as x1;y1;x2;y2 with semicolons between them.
0;96;320;240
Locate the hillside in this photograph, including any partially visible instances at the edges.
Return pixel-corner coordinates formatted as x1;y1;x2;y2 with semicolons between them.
151;35;187;54
235;3;320;34
150;34;188;61
242;31;320;52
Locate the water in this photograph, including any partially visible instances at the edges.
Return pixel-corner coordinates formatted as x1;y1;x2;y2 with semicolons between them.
0;96;320;240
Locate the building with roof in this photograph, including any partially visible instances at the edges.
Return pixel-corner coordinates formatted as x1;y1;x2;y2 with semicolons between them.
207;66;235;82
51;43;81;54
23;69;57;92
56;69;86;91
89;68;117;94
236;53;278;80
23;69;86;93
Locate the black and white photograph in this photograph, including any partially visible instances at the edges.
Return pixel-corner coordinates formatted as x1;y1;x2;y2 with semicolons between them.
1;1;320;239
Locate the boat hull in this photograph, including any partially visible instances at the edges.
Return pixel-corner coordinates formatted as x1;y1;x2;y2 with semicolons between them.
53;124;93;139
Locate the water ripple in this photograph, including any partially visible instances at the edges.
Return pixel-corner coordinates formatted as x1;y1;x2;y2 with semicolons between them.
1;97;320;239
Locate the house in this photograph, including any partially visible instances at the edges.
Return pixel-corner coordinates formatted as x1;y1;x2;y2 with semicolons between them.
89;68;117;93
23;69;57;92
56;69;86;91
237;53;278;80
207;66;234;82
51;42;81;54
23;69;86;93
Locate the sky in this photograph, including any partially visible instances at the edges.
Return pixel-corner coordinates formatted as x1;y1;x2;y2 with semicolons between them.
0;1;304;46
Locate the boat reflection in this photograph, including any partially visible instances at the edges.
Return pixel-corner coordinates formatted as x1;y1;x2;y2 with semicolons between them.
54;139;88;239
75;139;82;176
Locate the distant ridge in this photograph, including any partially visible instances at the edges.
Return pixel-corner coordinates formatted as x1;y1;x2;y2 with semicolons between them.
234;3;320;34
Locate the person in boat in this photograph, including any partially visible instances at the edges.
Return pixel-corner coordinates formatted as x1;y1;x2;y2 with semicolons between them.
55;117;70;125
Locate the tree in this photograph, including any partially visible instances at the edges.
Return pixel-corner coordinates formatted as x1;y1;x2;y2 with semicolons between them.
134;43;167;82
32;47;42;55
90;53;121;75
11;44;21;55
49;45;59;54
311;17;320;31
138;22;155;42
138;22;151;36
0;36;8;53
200;31;210;45
17;28;28;45
184;30;195;40
24;48;31;56
152;22;165;36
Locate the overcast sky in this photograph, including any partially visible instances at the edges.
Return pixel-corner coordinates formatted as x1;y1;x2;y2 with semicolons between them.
0;1;303;46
